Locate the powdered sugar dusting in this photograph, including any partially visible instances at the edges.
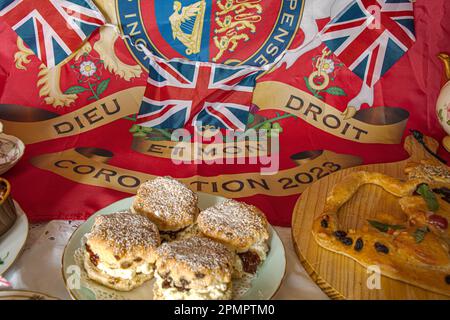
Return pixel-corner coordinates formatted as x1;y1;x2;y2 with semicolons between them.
86;212;159;256
157;237;233;273
198;199;268;241
133;177;197;227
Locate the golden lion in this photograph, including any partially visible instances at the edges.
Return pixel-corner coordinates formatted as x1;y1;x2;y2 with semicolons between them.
213;31;250;62
14;0;142;108
215;14;261;34
216;0;262;16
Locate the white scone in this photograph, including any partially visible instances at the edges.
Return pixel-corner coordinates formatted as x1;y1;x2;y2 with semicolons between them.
197;199;270;277
131;177;198;241
153;236;233;300
84;212;160;291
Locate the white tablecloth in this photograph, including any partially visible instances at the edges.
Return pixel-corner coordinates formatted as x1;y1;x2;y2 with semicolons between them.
3;221;328;300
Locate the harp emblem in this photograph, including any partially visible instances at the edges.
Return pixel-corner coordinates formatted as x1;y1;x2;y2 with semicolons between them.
169;0;206;55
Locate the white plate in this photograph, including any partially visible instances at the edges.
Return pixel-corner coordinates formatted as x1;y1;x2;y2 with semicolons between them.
0;290;58;300
0;133;25;175
62;194;286;300
0;201;28;275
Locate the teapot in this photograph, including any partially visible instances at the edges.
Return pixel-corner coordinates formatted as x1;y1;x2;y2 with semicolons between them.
436;53;450;150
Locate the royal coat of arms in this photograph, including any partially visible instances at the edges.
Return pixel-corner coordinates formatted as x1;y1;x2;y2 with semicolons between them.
118;0;303;67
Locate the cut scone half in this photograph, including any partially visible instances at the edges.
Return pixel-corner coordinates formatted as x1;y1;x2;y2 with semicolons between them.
197;199;270;278
84;211;160;291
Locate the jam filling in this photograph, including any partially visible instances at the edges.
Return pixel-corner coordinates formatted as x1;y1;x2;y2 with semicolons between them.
160;226;188;241
238;251;261;274
85;244;99;266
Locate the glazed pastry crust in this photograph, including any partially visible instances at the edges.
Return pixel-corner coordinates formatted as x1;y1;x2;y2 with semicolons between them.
312;164;450;297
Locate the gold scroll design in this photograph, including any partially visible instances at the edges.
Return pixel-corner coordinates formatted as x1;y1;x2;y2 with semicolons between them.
131;137;269;161
213;0;262;62
253;81;410;144
170;0;206;55
29;147;362;198
0;87;145;145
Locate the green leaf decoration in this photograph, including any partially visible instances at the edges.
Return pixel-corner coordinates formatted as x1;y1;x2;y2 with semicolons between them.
272;122;282;131
438;109;444;122
247;113;255;125
141;127;154;133
261;122;272;130
367;220;405;233
0;252;9;265
133;132;147;138
146;136;167;141
129;124;140;133
64;86;87;94
96;78;110;96
413;226;429;243
325;86;347;96
416;184;439;212
304;76;314;93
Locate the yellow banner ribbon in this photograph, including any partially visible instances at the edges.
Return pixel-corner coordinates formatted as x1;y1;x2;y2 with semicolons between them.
253;81;409;144
30;147;362;198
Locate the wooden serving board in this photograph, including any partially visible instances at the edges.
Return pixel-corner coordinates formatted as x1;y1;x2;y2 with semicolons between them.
292;135;450;300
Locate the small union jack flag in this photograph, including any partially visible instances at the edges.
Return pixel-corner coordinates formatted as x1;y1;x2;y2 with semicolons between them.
137;56;259;131
0;0;105;67
320;0;415;87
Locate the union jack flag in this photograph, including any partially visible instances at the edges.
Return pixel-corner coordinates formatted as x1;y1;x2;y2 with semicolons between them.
320;0;415;87
0;0;105;67
137;56;259;131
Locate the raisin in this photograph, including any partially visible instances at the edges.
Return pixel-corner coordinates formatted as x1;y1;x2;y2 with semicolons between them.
333;230;347;239
175;279;190;292
321;219;329;228
341;237;353;246
445;275;450;285
374;242;389;254
429;214;448;230
162;280;171;289
433;187;450;196
354;238;364;252
175;286;189;292
180;278;189;287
